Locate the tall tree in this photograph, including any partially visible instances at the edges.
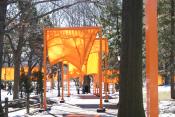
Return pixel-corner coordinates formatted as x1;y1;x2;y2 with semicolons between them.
158;0;175;90
0;0;7;116
170;0;175;99
11;0;33;99
158;0;171;85
118;0;145;117
98;0;122;69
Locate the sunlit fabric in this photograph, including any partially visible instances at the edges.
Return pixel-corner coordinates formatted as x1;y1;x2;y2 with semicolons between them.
106;78;119;83
66;39;108;76
22;66;43;73
1;67;42;81
158;74;164;86
103;69;119;83
90;38;108;54
1;67;14;81
86;52;99;74
85;39;108;75
45;27;101;71
68;63;80;78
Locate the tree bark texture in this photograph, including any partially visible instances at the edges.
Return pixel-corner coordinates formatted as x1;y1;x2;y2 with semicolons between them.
13;51;21;99
170;0;175;99
0;0;7;116
118;0;145;117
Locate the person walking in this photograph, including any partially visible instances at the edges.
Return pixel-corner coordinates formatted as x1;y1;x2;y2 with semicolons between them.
7;82;12;95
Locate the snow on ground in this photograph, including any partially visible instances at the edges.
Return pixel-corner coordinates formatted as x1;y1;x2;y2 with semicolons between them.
158;85;171;92
159;101;175;117
1;89;13;101
1;82;175;117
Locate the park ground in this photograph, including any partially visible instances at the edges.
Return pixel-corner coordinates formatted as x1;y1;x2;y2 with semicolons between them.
1;82;175;117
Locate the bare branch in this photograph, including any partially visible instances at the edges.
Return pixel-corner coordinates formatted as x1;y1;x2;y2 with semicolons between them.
5;11;22;26
7;0;17;4
33;0;96;20
5;0;97;32
32;0;60;6
5;33;15;53
31;61;38;70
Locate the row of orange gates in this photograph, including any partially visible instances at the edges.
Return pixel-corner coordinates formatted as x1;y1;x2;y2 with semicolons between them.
0;66;164;86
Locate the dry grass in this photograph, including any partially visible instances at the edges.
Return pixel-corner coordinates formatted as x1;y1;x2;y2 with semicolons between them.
143;90;171;102
158;91;171;101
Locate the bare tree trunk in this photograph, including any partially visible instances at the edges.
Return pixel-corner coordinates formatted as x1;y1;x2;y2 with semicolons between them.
38;53;43;107
13;26;25;100
13;51;21;99
12;0;29;100
118;0;145;117
39;53;43;72
170;0;175;99
28;49;35;77
0;0;7;116
26;93;30;113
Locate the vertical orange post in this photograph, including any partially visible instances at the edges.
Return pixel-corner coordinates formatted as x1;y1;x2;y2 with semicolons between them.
104;40;109;102
99;46;102;108
93;75;96;95
43;29;47;110
97;86;99;96
67;65;70;97
95;75;98;96
97;36;105;112
4;67;6;89
60;62;65;103
93;76;95;94
96;75;99;96
79;70;83;94
145;0;158;117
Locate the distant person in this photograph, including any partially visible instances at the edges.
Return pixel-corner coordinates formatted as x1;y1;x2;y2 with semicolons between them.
7;82;12;95
83;85;89;94
0;83;4;90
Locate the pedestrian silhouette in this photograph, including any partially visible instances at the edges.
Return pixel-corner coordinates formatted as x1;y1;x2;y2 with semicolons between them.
7;82;12;95
0;83;4;90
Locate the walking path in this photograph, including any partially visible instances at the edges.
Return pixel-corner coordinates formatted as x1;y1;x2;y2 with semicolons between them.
7;89;118;117
28;94;118;117
3;85;175;117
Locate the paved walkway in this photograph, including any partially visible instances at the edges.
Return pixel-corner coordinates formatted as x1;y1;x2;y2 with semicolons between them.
28;93;118;117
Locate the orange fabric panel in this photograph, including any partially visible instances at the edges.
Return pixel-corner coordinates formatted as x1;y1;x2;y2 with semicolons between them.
90;39;108;54
158;74;164;86
103;69;119;84
86;52;99;74
68;39;109;75
145;0;158;117
59;38;109;77
68;63;80;78
1;67;43;81
85;39;108;75
22;67;43;73
1;67;14;81
58;38;108;77
106;78;119;84
45;27;101;70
